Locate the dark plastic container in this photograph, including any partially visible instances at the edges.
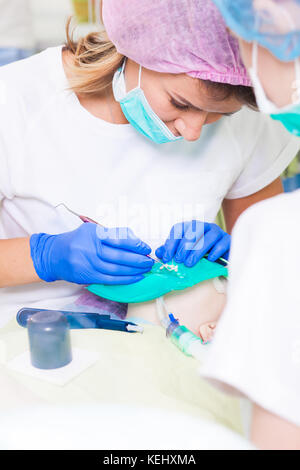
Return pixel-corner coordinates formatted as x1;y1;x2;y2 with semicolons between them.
27;311;72;370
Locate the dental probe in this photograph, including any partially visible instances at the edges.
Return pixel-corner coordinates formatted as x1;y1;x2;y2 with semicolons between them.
55;203;169;269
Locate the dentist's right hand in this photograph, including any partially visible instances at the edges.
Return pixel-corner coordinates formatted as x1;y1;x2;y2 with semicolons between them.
30;223;154;285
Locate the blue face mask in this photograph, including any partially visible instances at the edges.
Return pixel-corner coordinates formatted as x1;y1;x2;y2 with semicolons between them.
112;61;183;144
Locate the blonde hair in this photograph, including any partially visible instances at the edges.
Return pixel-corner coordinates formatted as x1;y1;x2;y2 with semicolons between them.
65;16;124;96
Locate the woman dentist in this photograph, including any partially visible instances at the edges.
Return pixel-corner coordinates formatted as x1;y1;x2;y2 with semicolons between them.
202;0;300;450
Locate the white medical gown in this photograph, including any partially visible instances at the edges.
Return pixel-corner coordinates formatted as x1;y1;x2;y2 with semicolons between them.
201;189;300;427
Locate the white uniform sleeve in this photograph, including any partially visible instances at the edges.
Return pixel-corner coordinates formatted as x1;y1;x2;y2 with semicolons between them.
225;110;299;199
201;191;300;427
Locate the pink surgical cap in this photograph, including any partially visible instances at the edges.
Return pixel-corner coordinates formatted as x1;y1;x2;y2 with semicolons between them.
102;0;251;86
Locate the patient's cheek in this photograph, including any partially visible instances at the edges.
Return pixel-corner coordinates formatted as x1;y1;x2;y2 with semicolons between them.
127;279;227;336
165;280;226;335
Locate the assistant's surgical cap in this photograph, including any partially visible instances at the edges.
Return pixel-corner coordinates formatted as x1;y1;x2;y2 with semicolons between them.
213;0;300;62
102;0;251;86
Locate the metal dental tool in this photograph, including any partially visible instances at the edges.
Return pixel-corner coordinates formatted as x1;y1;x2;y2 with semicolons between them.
55;203;171;270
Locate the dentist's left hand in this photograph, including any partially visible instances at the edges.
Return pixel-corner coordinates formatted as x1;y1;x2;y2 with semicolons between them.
156;220;231;267
30;223;154;285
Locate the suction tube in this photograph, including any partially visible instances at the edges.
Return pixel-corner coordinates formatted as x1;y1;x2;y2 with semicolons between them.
156;297;206;361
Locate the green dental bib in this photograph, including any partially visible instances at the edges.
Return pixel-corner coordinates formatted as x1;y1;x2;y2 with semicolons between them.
87;258;228;304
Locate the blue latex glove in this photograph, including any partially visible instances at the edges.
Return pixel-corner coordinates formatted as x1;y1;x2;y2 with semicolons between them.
30;223;154;285
156;221;231;267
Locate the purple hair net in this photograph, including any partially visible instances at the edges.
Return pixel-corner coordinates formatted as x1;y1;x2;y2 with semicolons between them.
102;0;251;86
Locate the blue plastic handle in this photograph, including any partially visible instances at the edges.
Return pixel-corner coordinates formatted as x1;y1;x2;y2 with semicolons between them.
16;308;138;332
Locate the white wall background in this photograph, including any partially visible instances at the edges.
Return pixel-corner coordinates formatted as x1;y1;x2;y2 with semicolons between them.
30;0;102;50
30;0;73;48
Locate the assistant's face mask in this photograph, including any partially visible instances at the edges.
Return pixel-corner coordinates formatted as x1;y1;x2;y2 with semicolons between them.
249;42;300;137
112;60;183;144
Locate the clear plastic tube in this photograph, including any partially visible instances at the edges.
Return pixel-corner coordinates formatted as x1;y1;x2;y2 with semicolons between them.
156;297;170;329
167;323;204;357
156;297;205;360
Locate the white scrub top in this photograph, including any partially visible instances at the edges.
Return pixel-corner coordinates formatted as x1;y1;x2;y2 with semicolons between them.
0;46;298;326
201;190;300;427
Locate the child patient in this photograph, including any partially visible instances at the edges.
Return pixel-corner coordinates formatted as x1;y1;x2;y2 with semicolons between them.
127;277;227;344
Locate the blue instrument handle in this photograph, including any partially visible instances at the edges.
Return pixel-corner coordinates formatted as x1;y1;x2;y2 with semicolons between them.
16;308;138;332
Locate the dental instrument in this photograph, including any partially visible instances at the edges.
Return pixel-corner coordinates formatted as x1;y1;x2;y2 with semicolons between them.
17;308;144;334
210;256;229;267
55;202;171;270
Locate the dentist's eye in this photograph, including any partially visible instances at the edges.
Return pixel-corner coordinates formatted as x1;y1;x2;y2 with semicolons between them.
170;97;189;111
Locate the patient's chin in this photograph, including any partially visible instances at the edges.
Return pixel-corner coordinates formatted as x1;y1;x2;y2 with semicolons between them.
127;279;227;336
199;322;217;344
